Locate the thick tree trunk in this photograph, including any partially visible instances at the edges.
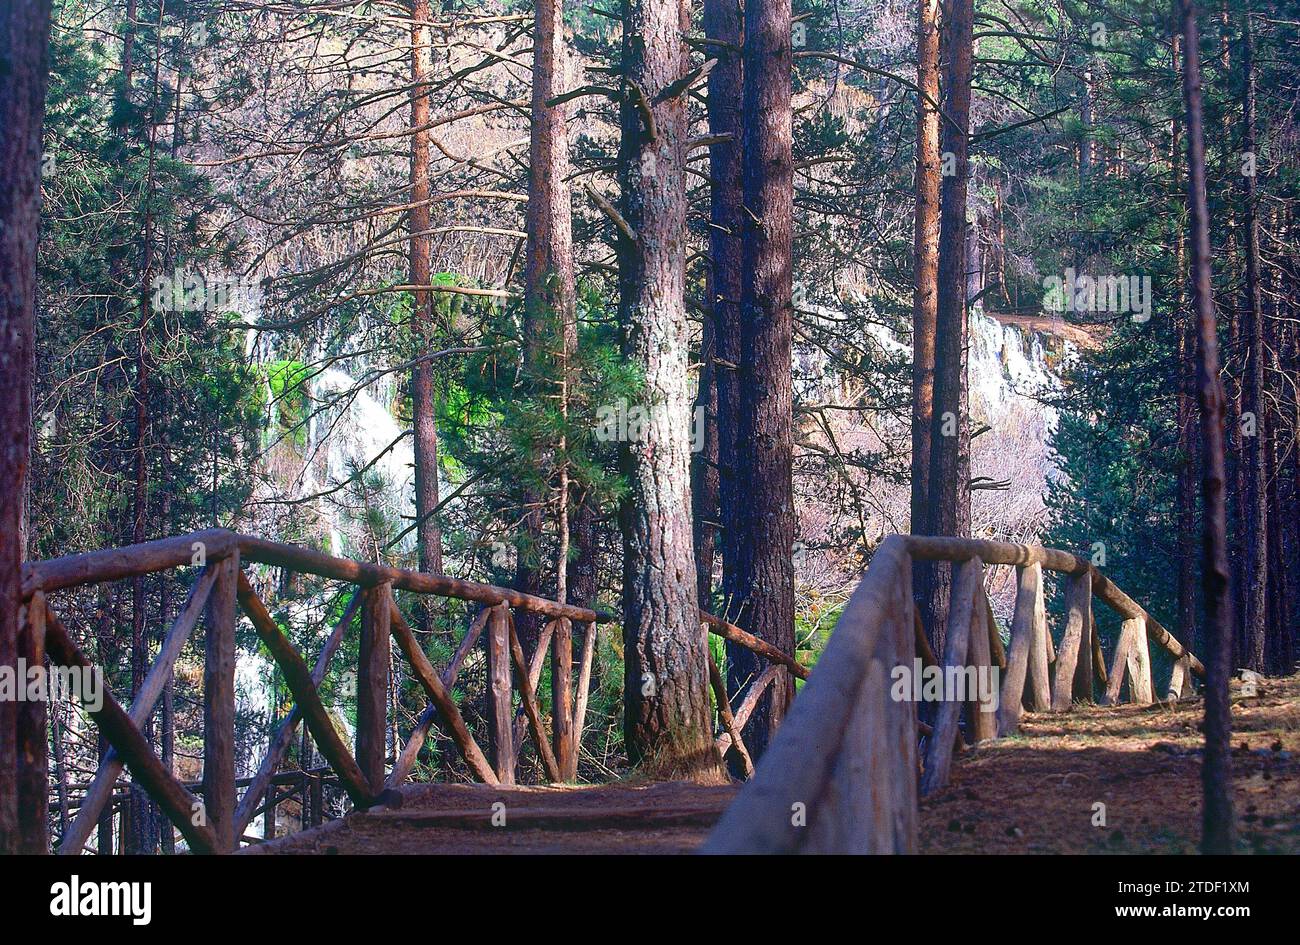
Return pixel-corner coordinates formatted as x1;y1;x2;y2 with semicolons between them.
729;0;797;759
910;0;941;634
1238;8;1267;672
618;0;722;781
0;0;52;857
410;0;444;583
924;0;976;656
1178;0;1236;855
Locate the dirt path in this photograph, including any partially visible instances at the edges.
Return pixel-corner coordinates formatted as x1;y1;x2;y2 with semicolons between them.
246;676;1300;854
242;780;738;855
919;675;1300;854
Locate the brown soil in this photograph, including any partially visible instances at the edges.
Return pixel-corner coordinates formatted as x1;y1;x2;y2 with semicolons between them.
241;780;738;855
919;675;1300;854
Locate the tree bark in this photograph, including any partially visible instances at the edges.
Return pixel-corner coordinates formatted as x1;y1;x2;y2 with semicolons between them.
1171;30;1200;657
910;0;941;635
0;0;52;857
1178;0;1236;855
410;0;444;583
618;0;723;780
924;0;976;657
698;0;743;623
730;0;797;759
1238;6;1267;672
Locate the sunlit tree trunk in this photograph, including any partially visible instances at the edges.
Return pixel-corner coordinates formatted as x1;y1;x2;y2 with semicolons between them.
618;0;722;780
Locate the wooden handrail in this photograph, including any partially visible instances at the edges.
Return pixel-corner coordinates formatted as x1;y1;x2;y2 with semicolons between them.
903;535;1203;678
25;528;609;624
706;532;1203;853
703;536;917;854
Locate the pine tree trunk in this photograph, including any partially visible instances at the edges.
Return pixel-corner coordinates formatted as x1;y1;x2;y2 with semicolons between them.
1171;31;1200;655
525;0;577;656
730;0;797;758
1238;7;1267;672
1178;0;1236;855
704;0;751;752
925;0;976;655
618;0;722;780
0;0;52;857
410;0;444;584
698;0;743;623
910;0;942;637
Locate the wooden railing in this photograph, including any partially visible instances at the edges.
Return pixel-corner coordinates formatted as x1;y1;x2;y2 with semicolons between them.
23;529;610;854
702;534;1202;854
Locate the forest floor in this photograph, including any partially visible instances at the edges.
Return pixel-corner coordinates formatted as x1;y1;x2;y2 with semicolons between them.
920;674;1300;854
246;675;1300;854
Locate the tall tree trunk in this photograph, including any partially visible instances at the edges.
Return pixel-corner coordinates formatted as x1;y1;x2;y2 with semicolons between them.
1178;0;1236;855
410;0;444;585
910;0;941;636
618;0;722;781
1171;31;1200;655
1216;4;1246;665
698;0;742;622
925;0;976;655
1238;6;1267;672
0;0;52;857
730;0;796;758
704;0;751;756
526;0;577;775
126;4;167;855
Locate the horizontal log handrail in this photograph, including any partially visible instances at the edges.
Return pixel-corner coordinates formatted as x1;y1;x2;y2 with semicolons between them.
904;535;1203;678
25;528;610;624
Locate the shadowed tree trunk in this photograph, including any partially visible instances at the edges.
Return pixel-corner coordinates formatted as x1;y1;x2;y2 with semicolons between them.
0;0;53;856
910;0;941;641
704;0;750;758
1178;0;1236;855
1171;31;1200;656
925;0;975;656
731;0;796;759
618;0;722;780
1238;6;1267;672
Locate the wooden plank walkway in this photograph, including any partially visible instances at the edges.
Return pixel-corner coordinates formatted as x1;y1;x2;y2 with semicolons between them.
241;782;738;855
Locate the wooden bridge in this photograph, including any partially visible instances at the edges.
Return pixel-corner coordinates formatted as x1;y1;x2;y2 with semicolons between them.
17;529;1201;854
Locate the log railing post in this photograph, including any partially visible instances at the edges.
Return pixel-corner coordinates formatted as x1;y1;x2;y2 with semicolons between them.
487;604;516;785
17;593;49;853
203;551;239;853
357;582;393;793
1051;569;1091;711
570;621;597;781
552;616;574;779
966;584;997;743
920;557;982;796
1167;654;1194;701
1071;571;1095;704
998;562;1045;735
1124;616;1154;704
